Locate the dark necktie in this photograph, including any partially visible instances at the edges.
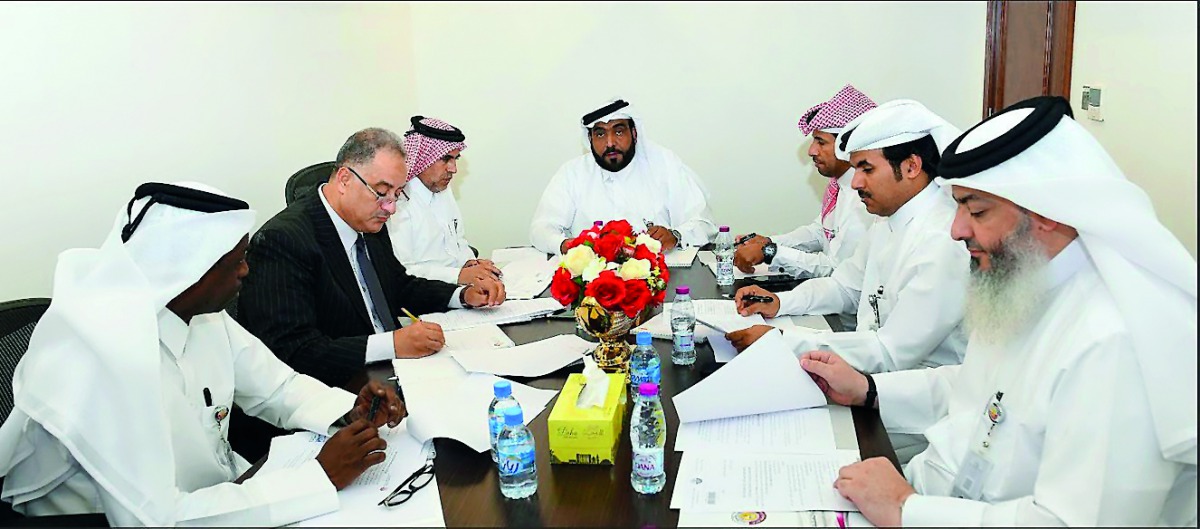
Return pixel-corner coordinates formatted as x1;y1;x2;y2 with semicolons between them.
354;235;397;332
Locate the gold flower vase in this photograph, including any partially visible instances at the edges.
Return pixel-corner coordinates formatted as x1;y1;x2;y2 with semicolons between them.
574;296;646;373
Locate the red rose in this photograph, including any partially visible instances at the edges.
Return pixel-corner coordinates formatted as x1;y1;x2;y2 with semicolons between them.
633;244;657;263
603;219;634;238
652;286;667;305
585;270;626;310
656;254;670;283
593;233;625;262
550;267;581;306
620;279;653;318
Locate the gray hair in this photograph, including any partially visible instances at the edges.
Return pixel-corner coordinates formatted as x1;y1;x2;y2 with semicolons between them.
334;127;405;168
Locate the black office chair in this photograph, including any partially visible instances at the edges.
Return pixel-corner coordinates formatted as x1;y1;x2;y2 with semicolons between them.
284;161;336;206
0;298;108;527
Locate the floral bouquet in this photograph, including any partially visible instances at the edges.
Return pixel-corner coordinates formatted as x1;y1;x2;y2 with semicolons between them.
550;219;670;317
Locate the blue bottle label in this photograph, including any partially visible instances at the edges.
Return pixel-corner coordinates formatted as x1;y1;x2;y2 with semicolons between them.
489;415;503;442
673;332;694;353
630;365;661;387
498;446;535;476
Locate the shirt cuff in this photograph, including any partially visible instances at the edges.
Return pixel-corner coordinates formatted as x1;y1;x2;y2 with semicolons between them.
249;459;341;526
901;493;987;527
365;333;394;364
771;245;811;275
776;286;810;316
875;369;938;434
448;286;466;309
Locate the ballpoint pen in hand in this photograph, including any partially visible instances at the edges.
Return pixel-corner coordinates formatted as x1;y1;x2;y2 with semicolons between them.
735;232;758;246
368;394;382;423
742;294;775;304
694;317;730;334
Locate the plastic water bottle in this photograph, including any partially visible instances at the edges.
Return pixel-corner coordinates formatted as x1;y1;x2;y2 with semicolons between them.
630;382;667;494
488;381;522;463
714;225;735;287
497;407;538;499
628;331;661;395
670;285;696;365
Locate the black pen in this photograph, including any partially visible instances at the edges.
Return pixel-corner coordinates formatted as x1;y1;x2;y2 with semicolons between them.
736;233;758;246
203;387;213;407
368;394;382;423
743;294;775;304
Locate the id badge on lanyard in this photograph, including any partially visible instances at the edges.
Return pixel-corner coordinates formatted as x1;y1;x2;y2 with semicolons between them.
951;391;1005;500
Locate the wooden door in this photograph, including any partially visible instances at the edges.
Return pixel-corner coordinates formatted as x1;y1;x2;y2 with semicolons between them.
983;0;1076;118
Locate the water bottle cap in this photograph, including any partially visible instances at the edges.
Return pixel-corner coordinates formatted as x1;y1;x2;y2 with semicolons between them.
503;406;524;426
675;285;690;295
493;380;512;398
719;225;730;232
594;220;604;226
638;382;659;397
636;331;653;346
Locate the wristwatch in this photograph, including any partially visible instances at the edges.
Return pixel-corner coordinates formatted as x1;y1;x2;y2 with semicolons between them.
862;372;878;408
459;286;472;307
762;242;778;265
669;228;682;245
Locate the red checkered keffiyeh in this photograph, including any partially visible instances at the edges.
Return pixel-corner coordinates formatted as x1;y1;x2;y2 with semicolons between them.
798;84;877;137
403;117;467;181
820;178;840;240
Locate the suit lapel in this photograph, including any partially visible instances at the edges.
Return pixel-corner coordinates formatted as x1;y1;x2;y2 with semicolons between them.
301;191;373;327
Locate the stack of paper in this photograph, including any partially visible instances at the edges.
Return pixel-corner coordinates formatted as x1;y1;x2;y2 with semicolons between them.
393;353;557;453
670;451;861;512
633;299;764;341
261;426;446;527
421;298;561;331
449;334;593;377
697;250;787;279
664;246;700;267
491;246;549;267
500;257;558;300
443;324;515;351
674;408;836;454
678;511;872;528
700;314;833;363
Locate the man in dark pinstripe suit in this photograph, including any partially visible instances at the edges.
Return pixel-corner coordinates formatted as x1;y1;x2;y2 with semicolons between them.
238;128;505;387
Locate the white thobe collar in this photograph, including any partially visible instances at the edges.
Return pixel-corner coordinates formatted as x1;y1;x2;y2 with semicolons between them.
158;309;189;361
887;181;942;232
404;177;438;206
318;184;362;255
1043;238;1087;292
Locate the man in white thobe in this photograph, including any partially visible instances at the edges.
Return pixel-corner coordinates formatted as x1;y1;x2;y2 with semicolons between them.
730;100;970;375
0;183;405;526
735;84;876;284
388;116;502;286
529;98;718;255
801;96;1196;526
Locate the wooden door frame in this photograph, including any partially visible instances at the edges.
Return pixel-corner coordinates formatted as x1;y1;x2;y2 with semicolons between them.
983;0;1076;118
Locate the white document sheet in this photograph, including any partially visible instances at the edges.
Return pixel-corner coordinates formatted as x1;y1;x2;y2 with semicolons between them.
678;510;873;528
670;450;861;512
665;246;700;268
673;330;827;423
500;257;558;300
443;324;515;351
778;315;834;332
450;334;592;377
491;246;550;267
698;251;787;279
421;298;561;331
261;425;446;527
674;408;836;454
402;372;557;452
633;300;764;340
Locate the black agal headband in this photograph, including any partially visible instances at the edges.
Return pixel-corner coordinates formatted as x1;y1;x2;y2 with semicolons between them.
121;183;248;243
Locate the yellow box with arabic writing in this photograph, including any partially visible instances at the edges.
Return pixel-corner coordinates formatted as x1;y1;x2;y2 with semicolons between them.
548;373;628;465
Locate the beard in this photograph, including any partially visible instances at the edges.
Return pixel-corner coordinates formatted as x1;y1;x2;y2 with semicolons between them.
964;217;1051;347
592;140;637;172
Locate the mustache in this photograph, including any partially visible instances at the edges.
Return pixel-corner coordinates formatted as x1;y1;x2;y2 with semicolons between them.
857;190;872;200
964;238;985;252
603;147;622;156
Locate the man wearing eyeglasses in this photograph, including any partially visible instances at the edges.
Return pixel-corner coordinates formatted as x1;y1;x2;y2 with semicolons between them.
239;128;506;388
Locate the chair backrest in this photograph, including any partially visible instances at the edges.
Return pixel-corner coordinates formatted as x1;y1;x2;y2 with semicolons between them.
0;298;51;424
284;161;336;206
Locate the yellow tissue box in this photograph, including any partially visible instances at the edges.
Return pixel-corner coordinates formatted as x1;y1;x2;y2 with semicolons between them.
548;373;628;465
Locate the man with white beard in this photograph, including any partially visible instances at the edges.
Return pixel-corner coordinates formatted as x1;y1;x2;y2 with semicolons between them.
798;96;1196;526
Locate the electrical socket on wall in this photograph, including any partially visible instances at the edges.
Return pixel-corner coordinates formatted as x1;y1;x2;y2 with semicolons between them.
1085;84;1104;122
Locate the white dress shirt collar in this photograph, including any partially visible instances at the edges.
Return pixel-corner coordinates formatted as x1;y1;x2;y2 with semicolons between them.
836;167;855;188
887;181;942;232
405;177;438;206
317;184;361;254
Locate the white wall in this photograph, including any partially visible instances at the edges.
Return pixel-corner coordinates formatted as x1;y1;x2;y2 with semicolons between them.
0;2;418;300
409;1;988;256
0;1;992;300
1070;1;1198;256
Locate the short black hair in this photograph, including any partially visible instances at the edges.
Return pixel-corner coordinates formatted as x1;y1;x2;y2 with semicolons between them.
881;134;941;181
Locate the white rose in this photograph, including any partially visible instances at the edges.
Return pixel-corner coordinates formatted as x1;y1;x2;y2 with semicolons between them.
635;233;662;254
618;258;652;281
563;245;597;277
581;258;607;282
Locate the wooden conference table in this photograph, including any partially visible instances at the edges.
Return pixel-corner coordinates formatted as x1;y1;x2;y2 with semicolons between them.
344;259;899;527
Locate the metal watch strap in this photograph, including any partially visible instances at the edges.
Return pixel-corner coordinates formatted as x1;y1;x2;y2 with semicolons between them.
669;228;682;244
762;242;778;265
